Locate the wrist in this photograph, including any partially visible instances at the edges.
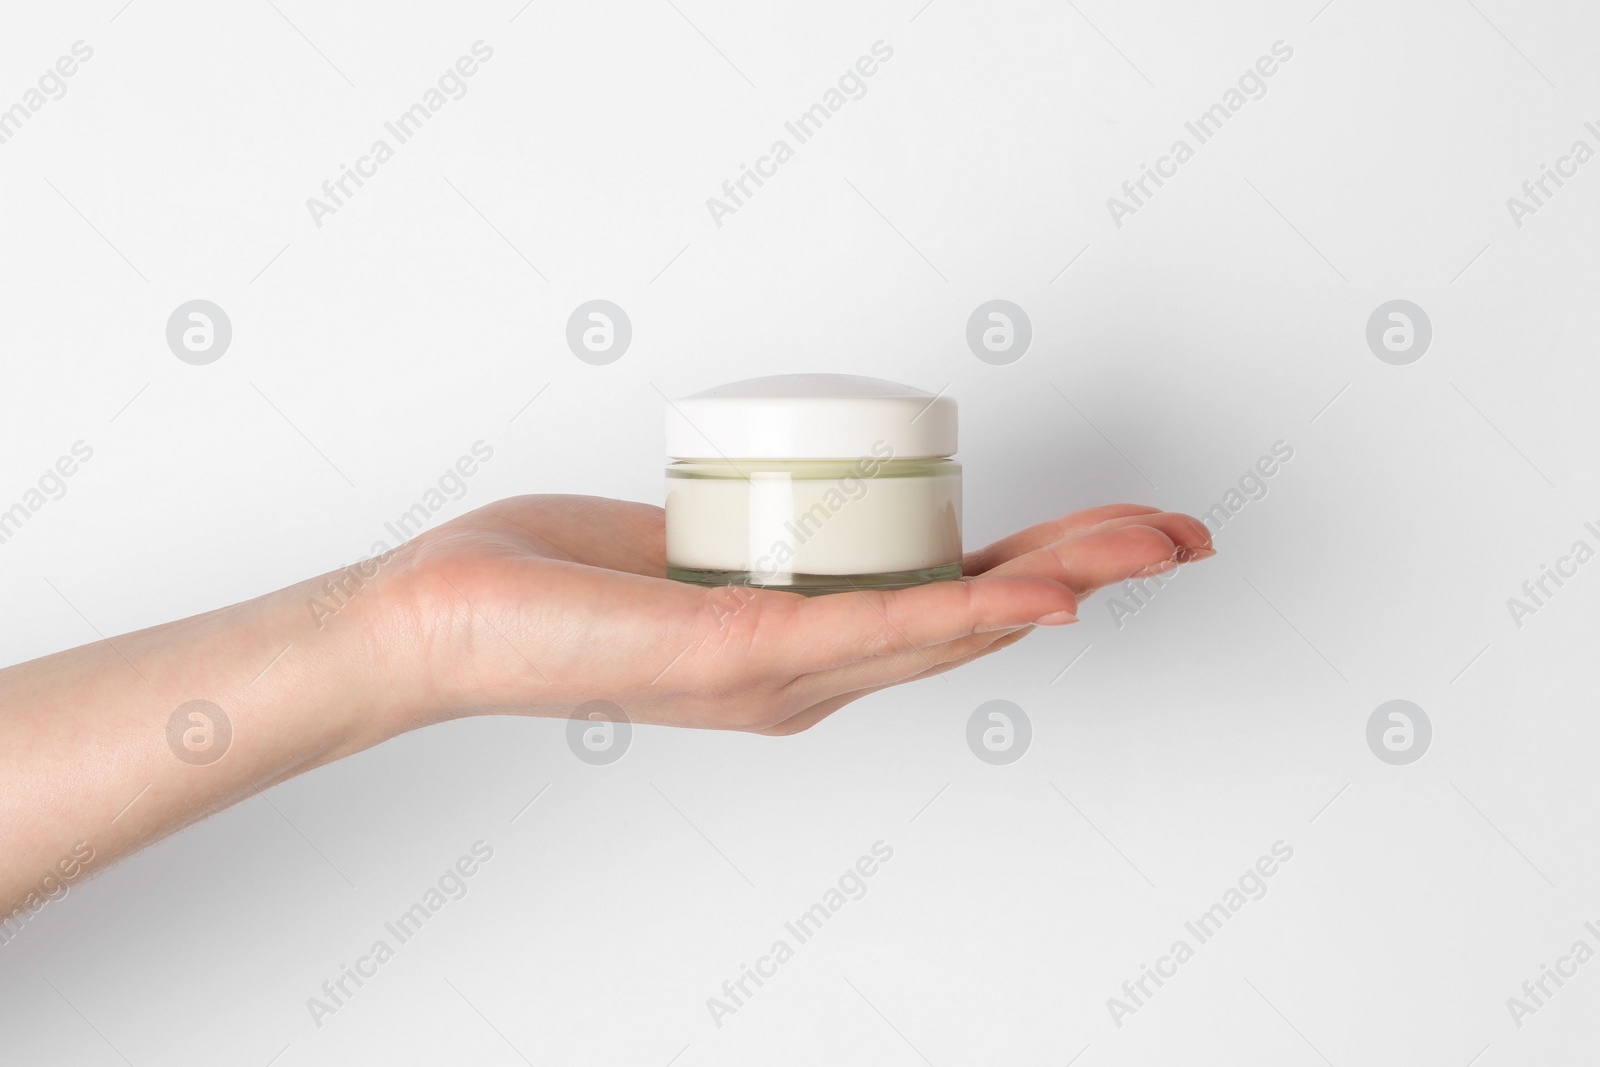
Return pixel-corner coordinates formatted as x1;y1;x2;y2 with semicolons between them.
360;540;576;722
256;551;451;748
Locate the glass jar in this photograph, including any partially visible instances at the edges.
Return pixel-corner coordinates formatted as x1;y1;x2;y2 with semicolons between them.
664;375;962;595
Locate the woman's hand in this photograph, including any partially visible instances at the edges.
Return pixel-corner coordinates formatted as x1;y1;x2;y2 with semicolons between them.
0;495;1212;913
384;496;1216;735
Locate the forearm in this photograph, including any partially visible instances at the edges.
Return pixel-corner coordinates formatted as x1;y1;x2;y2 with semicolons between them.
0;568;433;915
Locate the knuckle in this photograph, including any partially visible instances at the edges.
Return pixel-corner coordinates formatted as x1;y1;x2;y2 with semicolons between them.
861;595;915;656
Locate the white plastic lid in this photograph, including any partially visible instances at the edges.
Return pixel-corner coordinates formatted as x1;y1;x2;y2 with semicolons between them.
665;374;958;461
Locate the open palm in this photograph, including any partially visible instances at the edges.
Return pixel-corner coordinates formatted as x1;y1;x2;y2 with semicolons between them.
390;496;1214;735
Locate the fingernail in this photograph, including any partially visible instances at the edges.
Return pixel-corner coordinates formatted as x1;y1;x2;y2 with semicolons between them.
1131;558;1180;579
1032;609;1079;626
1176;546;1217;563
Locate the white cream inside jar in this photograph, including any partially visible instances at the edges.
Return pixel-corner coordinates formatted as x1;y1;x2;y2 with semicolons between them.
664;374;962;595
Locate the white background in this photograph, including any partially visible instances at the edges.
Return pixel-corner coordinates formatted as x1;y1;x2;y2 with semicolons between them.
3;0;1599;1063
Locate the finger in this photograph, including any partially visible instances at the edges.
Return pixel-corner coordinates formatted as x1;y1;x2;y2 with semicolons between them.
759;628;1035;736
759;517;1193;699
982;522;1186;596
963;503;1162;574
1057;511;1214;564
773;577;1077;676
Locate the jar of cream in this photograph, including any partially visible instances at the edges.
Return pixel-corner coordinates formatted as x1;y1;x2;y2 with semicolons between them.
664;374;962;594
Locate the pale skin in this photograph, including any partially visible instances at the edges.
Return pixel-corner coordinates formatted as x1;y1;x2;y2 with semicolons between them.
0;496;1214;914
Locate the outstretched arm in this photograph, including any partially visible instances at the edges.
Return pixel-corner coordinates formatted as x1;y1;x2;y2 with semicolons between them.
0;496;1213;915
